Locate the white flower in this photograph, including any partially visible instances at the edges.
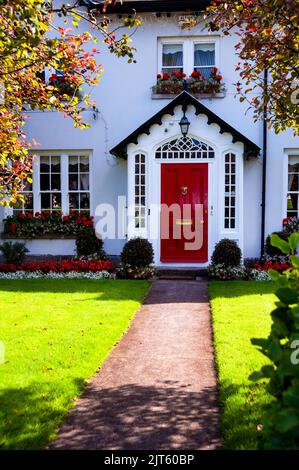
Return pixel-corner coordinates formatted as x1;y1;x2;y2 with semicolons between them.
0;270;112;280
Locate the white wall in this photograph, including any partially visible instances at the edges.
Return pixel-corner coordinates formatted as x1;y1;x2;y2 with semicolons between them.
7;12;298;258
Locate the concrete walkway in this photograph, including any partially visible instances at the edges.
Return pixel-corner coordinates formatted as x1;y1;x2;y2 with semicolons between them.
50;280;221;450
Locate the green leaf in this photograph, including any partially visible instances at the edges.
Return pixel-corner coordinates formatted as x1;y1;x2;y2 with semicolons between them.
276;287;298;305
289;233;299;253
290;256;299;268
270;234;290;254
275;411;299;433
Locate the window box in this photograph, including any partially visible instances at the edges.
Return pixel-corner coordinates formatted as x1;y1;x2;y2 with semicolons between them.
3;211;94;240
152;69;225;99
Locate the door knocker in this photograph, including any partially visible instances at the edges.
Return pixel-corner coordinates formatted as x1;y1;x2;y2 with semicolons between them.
181;186;188;196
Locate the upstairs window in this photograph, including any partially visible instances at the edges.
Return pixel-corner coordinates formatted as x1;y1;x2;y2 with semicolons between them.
158;37;219;78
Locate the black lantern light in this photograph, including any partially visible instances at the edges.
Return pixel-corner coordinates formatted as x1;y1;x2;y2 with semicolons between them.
179;110;190;138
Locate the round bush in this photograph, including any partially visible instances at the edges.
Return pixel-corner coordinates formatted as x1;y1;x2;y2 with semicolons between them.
121;237;154;268
211;239;242;267
264;231;289;257
76;228;106;258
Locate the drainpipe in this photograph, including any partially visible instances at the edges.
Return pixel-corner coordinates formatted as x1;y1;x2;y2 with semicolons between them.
261;69;268;256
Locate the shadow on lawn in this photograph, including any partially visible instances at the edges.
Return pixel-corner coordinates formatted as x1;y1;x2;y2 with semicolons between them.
50;381;222;450
0;378;85;450
0;279;149;302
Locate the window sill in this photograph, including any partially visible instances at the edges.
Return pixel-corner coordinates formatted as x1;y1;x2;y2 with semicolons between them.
152;91;226;100
1;234;76;240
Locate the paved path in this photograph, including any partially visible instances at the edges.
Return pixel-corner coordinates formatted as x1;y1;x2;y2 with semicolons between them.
50;280;221;450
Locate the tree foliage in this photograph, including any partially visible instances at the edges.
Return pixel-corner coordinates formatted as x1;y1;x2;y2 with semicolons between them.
207;0;299;134
0;0;141;205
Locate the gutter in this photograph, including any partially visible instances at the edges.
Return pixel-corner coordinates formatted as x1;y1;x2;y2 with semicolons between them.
261;69;268;256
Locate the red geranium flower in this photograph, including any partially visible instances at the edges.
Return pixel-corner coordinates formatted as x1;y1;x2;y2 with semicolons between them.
157;74;162;79
216;74;222;81
18;213;25;219
9;223;17;233
27;213;33;219
162;73;170;80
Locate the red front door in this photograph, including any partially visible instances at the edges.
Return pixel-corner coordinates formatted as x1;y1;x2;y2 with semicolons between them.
160;163;208;263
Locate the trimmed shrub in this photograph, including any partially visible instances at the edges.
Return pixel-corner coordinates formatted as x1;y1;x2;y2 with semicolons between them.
121;237;154;268
211;239;242;267
0;241;29;263
75;228;106;258
264;231;289;257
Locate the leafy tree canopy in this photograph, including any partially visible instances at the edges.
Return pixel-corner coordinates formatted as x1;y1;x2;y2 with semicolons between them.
0;0;141;205
207;0;299;134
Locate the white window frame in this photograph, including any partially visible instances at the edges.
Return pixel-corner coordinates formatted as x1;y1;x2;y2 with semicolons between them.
286;153;299;218
12;151;92;215
157;36;220;78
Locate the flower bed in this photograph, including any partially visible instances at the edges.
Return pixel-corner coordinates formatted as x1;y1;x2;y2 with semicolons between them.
0;259;115;274
3;211;94;239
254;260;291;273
0;271;112;280
153;68;224;96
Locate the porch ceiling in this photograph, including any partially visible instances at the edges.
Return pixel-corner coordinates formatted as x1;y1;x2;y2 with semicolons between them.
110;91;261;159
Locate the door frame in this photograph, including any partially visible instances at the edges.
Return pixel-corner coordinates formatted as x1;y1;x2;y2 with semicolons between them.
160;162;209;263
148;138;219;267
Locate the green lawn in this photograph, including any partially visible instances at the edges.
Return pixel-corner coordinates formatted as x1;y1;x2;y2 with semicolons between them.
209;281;277;450
0;279;149;450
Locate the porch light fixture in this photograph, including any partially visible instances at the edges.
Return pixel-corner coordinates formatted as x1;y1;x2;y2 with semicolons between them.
179;111;190;138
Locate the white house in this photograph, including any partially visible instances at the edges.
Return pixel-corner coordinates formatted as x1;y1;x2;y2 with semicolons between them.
1;0;299;266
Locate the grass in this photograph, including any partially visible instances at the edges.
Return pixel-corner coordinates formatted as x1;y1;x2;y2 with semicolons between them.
0;279;149;450
209;281;277;450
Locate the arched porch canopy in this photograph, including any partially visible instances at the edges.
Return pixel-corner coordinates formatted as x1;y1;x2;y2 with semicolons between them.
110;91;260;160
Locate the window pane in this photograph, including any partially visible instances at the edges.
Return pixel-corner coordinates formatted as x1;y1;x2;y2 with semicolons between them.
80;174;89;190
288;174;298;192
24;193;33;210
51;193;61;210
51;156;60;173
289;162;299;173
194;44;215;67
51;174;61;191
162;44;183;67
69;156;78;172
40;174;50;191
69;193;79;210
287;193;298;211
69;174;78;190
40;156;49;173
80;157;89;172
41;193;50;210
80;193;90;210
